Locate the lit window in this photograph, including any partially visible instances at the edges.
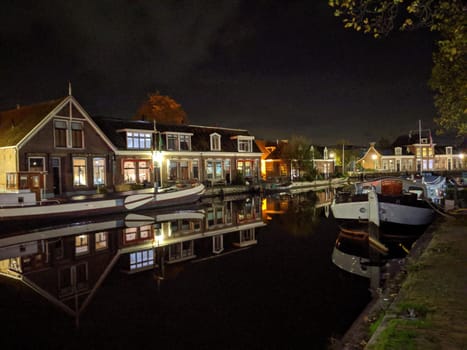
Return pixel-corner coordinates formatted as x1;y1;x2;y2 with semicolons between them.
123;161;136;183
73;158;87;186
75;235;89;255
130;250;154;271
95;232;108;250
93;157;106;185
127;132;152;150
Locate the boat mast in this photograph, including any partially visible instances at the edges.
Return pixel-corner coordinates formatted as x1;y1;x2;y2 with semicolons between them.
153;120;159;196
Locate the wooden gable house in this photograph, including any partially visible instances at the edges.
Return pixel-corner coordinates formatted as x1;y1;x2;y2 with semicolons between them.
0;93;115;198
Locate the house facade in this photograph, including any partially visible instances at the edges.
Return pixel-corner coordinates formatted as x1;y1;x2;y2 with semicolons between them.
0;94;115;198
357;135;465;173
256;140;335;181
94;117;262;190
0;94;262;198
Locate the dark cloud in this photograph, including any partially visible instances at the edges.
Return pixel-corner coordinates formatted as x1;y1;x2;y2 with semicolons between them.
0;0;437;145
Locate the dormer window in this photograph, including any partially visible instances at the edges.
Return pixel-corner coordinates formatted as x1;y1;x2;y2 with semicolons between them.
237;137;254;152
127;131;152;150
210;133;221;151
446;146;452;155
324;147;328;160
165;132;192;151
395;147;402;156
180;135;191;151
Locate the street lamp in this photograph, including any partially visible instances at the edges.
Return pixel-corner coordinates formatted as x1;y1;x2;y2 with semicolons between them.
153;151;163;193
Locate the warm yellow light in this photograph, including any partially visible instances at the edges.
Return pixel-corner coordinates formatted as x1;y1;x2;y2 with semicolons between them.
152;151;163;164
371;154;377;160
330;152;335;159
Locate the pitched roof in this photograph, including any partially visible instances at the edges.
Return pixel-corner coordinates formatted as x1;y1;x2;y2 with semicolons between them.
92;117;261;153
0;98;66;147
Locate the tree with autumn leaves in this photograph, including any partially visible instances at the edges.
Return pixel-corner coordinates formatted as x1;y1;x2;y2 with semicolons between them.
134;92;188;125
329;0;466;136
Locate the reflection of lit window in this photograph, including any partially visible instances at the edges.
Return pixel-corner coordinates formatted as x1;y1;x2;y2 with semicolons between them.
241;229;254;242
139;225;151;238
95;232;108;250
130;250;154;271
213;235;223;253
75;235;89;255
125;227;137;242
73;157;87;186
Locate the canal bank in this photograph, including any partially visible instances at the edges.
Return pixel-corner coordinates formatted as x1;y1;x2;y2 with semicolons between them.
334;210;467;349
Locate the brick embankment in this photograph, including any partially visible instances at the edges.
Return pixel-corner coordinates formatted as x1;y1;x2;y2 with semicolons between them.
334;210;467;350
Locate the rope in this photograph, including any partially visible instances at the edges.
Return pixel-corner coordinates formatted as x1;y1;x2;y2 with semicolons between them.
424;199;455;218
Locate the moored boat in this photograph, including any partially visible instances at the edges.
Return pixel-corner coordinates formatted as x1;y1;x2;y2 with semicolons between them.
330;177;438;235
0;183;205;225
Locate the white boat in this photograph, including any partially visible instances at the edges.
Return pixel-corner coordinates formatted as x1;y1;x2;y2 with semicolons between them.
330;177;437;235
0;183;205;225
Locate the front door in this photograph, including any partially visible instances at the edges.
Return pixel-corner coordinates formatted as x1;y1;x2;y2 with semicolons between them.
52;157;61;195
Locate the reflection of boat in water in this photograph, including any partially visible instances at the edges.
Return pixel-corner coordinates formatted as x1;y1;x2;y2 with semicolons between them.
0;183;205;224
263;177;348;194
0;195;265;325
332;227;420;294
331;177;441;235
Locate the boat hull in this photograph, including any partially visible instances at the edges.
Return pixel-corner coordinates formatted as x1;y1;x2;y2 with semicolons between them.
331;193;435;235
0;184;205;226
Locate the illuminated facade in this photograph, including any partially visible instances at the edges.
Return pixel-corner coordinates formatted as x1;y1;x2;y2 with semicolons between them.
0;93;262;197
357;135;465;172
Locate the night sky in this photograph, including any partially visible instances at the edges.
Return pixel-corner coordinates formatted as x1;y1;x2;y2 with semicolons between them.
0;1;438;145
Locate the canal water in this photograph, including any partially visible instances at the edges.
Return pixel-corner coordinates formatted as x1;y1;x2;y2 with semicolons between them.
0;189;374;350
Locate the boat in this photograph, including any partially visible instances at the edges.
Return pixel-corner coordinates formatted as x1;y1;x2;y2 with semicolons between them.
330;177;439;235
0;183;205;225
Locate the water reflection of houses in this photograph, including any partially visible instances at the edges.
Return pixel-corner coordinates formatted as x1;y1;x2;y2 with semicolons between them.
261;187;334;221
0;196;265;324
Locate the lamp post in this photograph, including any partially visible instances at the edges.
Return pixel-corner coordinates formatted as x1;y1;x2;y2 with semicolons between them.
153;150;162;194
342;142;345;175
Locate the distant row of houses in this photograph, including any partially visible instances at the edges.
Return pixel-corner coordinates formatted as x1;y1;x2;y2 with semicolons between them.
0;92;465;198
